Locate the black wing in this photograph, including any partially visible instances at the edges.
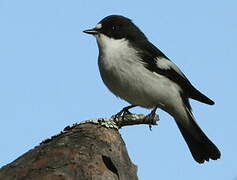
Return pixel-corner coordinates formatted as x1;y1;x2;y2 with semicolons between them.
132;40;215;106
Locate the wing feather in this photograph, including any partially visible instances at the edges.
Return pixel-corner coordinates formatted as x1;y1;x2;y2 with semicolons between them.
133;40;214;105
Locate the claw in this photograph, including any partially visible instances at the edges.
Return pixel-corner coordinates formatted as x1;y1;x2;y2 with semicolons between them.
145;106;158;131
114;105;137;120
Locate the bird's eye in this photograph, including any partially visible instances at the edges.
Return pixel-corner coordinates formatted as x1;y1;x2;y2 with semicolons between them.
111;25;119;31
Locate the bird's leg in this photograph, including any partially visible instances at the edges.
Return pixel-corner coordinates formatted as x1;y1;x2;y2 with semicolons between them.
145;106;158;131
114;105;137;119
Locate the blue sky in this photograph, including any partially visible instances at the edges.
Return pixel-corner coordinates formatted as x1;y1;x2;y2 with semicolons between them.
0;0;236;179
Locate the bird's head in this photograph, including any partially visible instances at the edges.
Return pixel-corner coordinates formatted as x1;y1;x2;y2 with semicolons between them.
83;15;147;42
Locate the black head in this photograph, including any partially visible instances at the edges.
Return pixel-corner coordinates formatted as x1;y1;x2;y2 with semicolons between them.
84;15;147;41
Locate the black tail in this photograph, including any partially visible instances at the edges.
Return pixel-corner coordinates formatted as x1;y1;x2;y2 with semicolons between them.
189;86;215;105
175;108;221;163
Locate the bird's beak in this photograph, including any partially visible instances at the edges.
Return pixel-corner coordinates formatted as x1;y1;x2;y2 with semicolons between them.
83;28;98;35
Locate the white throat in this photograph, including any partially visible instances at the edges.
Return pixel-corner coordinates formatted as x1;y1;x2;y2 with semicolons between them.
95;34;127;51
95;34;139;70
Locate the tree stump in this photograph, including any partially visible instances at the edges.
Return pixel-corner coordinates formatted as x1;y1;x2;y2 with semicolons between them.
0;114;159;180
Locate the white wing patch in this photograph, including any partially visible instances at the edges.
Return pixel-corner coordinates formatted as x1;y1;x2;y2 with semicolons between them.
156;57;173;69
156;57;185;78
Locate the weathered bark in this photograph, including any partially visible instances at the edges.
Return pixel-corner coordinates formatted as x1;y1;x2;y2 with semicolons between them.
0;114;159;180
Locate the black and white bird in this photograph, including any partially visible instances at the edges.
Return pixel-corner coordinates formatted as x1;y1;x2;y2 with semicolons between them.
83;15;221;163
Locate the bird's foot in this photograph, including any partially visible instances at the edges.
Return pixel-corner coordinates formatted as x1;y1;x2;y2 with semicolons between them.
114;105;137;120
145;107;158;131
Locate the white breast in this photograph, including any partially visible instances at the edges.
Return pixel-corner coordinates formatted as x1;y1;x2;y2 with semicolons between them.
95;34;182;110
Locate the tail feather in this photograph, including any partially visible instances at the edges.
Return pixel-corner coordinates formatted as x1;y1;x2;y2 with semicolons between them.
175;107;221;163
189;87;215;105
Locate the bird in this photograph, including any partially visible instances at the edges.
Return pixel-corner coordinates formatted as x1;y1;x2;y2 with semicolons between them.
83;15;221;163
